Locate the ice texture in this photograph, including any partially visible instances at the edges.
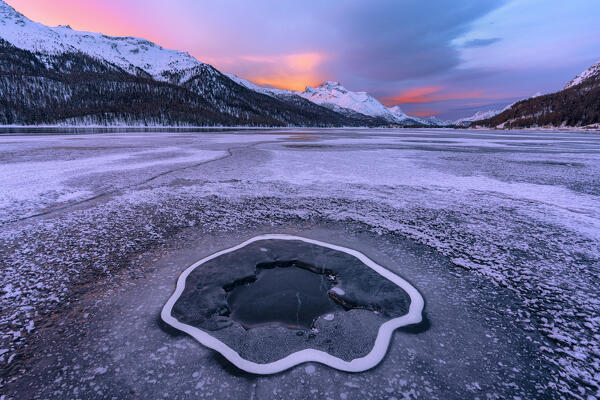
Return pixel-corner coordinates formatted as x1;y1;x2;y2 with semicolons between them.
1;128;599;399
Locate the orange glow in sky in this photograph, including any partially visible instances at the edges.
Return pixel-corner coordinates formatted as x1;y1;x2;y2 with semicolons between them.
251;75;321;91
381;87;443;104
411;110;440;117
240;52;328;90
8;0;138;36
380;86;499;106
5;0;598;119
6;0;327;91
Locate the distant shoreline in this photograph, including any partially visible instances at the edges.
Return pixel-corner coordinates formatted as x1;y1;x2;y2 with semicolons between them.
0;125;598;133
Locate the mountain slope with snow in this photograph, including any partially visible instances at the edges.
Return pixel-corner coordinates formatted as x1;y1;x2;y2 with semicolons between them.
565;61;600;90
477;61;600;128
454;109;505;127
387;105;411;122
0;0;448;128
0;1;202;80
228;76;395;123
226;74;290;97
296;81;405;123
293;81;454;126
0;0;387;127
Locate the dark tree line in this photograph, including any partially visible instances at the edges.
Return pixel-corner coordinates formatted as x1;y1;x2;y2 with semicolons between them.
477;74;600;128
0;39;385;127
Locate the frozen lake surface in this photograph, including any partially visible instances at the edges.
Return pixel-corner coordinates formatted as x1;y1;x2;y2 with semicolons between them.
0;128;599;399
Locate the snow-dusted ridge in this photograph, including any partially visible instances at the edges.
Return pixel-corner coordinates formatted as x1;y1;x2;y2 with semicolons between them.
226;74;290;97
295;82;452;126
410;115;453;127
1;2;363;127
454;109;504;126
225;75;446;126
565;61;600;89
296;81;404;122
0;0;203;80
0;0;449;127
161;234;424;374
453;100;521;126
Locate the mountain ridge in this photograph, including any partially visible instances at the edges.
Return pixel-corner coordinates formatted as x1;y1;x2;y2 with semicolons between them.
0;0;390;127
473;62;600;129
0;0;202;80
296;81;454;126
564;61;600;90
1;0;596;129
0;0;449;127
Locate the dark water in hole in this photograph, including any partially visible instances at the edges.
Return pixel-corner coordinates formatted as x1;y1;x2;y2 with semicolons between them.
226;264;344;329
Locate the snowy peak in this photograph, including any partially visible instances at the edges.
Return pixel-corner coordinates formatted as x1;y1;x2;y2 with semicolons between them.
297;81;400;122
0;0;405;127
414;116;452;127
293;81;450;125
0;0;203;81
565;61;600;89
227;76;440;126
455;109;503;126
388;105;409;120
387;106;450;126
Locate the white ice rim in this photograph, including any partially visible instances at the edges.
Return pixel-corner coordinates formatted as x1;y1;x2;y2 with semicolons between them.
160;233;425;374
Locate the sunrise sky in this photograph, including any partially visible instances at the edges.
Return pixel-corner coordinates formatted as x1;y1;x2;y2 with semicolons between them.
7;0;600;119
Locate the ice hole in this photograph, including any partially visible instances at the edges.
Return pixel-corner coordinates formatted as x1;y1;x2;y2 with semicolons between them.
225;261;344;329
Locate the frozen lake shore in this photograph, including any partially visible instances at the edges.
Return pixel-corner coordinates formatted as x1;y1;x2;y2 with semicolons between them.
0;129;598;399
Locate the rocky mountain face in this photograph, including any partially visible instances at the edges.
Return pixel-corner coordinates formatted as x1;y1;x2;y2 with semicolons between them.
476;61;600;129
0;0;384;127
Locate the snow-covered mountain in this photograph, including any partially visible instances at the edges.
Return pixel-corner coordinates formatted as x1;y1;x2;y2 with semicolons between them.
564;61;600;89
292;81;451;126
1;0;386;127
454;109;504;126
0;1;202;82
227;77;441;126
389;106;451;126
296;81;397;120
296;81;419;124
387;105;411;122
411;115;452;127
226;73;290;97
476;60;600;128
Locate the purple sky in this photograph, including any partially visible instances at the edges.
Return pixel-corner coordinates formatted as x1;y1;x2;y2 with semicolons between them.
8;0;600;118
